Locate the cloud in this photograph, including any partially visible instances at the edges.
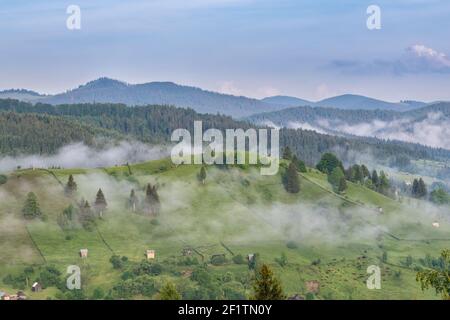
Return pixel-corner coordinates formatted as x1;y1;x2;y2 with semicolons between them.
317;112;450;150
330;44;450;75
0;141;169;173
218;81;243;96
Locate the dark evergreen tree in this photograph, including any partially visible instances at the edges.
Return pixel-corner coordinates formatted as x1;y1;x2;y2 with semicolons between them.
292;155;307;173
94;189;107;217
128;189;139;212
65;174;77;197
316;153;343;175
252;264;285;300
22;192;42;219
145;183;161;216
371;170;379;188
282;146;292;160
328;167;346;193
284;162;300;193
199;166;207;184
361;165;371;180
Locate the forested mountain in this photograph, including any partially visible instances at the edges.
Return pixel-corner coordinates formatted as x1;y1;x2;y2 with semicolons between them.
35;78;284;117
2;78;434;119
0;89;45;102
316;94;426;111
247;102;450;150
1;99;449;166
0;112;122;155
260;96;314;107
260;94;428;111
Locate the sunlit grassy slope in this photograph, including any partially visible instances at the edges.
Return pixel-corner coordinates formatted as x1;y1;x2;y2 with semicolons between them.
0;159;449;300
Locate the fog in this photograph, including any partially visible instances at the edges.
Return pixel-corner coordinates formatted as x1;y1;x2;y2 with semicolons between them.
285;112;450;150
0;141;170;173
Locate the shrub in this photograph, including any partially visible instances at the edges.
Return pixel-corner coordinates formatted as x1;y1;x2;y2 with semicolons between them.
0;174;7;185
286;241;298;249
211;255;226;266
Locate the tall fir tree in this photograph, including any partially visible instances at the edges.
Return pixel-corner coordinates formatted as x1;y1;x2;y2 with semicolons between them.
22;192;42;219
199;166;207;184
94;188;107;217
65;174;77;196
145;183;161;216
282;146;292;160
129;189;138;212
284;162;300;193
252;264;285;300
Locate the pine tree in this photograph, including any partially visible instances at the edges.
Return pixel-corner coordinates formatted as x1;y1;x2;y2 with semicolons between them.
352;165;363;184
328;167;346;193
418;178;427;198
371;170;379;188
65;174;77;196
292;155;307;173
22;192;42;219
94;189;107;217
284;162;300;193
378;171;390;195
199;166;207;184
316;153;343;174
412;179;419;197
129;189;138;212
338;177;348;193
361;165;370;180
159;281;181;300
252;264;285;300
282;147;292;160
145;183;161;216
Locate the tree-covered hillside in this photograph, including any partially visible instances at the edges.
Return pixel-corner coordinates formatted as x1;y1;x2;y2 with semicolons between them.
1;99;450;166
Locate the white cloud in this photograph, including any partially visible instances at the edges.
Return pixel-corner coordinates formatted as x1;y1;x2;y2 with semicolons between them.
218;81;243;96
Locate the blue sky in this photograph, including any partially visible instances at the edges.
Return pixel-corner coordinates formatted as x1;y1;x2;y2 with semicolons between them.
1;0;450;101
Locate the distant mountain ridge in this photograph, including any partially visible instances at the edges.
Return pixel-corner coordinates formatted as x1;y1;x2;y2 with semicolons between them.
0;78;439;117
36;77;286;118
261;94;428;111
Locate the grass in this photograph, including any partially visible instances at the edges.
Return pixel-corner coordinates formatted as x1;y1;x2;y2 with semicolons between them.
0;160;449;300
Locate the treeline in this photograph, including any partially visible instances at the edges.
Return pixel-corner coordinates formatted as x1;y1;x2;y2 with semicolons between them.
1;99;449;166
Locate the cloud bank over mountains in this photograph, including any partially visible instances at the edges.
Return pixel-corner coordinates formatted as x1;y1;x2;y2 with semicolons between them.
331;44;450;75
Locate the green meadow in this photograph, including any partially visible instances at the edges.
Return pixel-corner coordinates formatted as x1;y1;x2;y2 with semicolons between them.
0;159;448;300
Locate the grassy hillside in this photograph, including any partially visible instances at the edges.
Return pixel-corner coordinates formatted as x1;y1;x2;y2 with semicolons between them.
0;159;449;300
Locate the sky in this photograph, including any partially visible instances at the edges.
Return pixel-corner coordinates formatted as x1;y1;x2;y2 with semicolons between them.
1;0;450;101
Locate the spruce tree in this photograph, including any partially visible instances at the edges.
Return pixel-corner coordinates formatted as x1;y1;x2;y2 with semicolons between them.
199;166;207;184
22;192;42;219
284;162;300;193
328;167;346;193
338;177;348;193
159;281;181;300
282;147;292;160
252;264;285;300
145;183;161;215
418;178;427;198
371;170;379;188
65;174;77;196
129;189;138;212
94;189;107;217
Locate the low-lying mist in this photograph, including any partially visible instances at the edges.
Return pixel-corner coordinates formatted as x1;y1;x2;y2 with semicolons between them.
286;112;450;150
0;141;170;173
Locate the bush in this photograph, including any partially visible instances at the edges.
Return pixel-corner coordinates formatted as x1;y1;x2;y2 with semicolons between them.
286;241;298;249
211;255;227;266
0;174;7;185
